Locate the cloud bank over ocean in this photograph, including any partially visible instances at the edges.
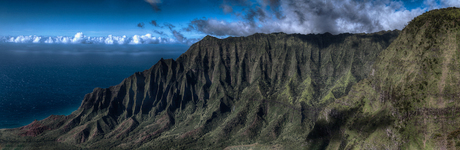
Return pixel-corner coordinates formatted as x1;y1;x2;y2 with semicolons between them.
0;32;196;45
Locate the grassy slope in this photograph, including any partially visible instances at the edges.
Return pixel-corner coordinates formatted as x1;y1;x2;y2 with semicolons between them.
315;7;460;150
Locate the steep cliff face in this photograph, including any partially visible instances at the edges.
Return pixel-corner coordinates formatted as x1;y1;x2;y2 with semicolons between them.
0;31;399;149
315;7;460;150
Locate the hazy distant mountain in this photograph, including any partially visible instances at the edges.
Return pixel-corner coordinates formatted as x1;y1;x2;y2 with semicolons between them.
21;7;460;149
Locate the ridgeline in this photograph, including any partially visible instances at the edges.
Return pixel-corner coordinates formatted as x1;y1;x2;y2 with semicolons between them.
2;7;459;150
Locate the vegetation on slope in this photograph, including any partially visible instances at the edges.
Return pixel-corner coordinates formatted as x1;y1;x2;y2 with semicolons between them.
314;7;460;149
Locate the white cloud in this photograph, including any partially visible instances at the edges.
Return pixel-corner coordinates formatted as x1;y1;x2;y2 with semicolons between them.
0;32;183;45
187;0;429;36
441;0;460;7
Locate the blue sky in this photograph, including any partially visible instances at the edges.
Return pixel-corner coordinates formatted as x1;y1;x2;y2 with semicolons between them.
0;0;226;37
0;0;459;43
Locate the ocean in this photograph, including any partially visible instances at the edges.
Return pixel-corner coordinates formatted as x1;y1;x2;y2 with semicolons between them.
0;43;188;129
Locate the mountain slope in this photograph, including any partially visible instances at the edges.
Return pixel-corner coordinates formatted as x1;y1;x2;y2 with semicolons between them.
314;7;460;150
0;31;399;149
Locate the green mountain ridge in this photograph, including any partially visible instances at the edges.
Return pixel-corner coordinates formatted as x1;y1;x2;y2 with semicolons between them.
314;7;460;149
2;7;458;150
0;31;398;149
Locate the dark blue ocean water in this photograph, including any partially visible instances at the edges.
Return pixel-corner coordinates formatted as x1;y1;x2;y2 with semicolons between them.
0;43;188;129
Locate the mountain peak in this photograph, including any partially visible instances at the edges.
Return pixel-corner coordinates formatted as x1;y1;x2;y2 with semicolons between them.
405;7;460;32
201;35;219;41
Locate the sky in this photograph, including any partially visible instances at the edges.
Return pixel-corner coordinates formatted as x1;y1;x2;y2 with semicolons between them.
0;0;459;44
